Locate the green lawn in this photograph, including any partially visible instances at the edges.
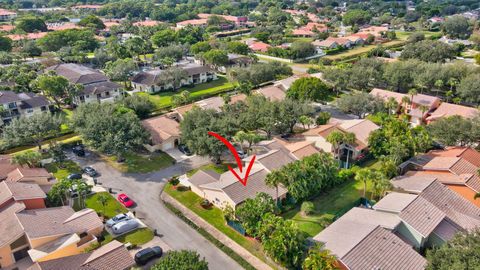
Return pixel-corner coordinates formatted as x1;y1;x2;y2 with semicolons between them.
324;39;406;61
282;179;373;237
136;76;236;111
85;192;128;219
4;134;81;155
104;151;175;173
45;160;82;180
186;163;231;177
102;228;154;246
164;183;270;266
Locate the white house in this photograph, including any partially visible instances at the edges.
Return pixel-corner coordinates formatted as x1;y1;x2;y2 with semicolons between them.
132;63;217;93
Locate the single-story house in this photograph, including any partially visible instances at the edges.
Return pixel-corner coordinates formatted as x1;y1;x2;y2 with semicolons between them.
0;182;46;210
248;41;271;52
142;115;180;152
176;19;208;28
255;85;286;101
132;63;217;93
197;53;253;73
302;119;379;161
426;102;479;123
6;167;55;193
0;202;103;268
28;240;135;270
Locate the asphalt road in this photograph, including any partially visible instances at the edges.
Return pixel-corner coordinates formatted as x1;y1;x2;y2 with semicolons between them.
70;152;243;270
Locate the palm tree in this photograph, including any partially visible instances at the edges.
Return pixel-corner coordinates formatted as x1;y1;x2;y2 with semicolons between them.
408;88;418;111
97;193;109;217
371;173;391;200
299;115;313;129
302;244;337;270
474;193;480;200
265;170;284;207
447;77;458;93
386;97;398;115
401;96;410;114
343;132;356;168
419;104;429;124
326;130;344;161
355;168;375;198
434;79;444;97
233;130;248;152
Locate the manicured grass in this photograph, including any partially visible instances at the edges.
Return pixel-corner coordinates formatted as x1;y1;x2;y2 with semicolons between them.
45;160;82;180
164;183;269;265
324;39;406;61
4;134;81;155
85;192;128;219
102;228;154;246
282;179;373;237
104;151;175;173
136;76;236;110
186;163;231;177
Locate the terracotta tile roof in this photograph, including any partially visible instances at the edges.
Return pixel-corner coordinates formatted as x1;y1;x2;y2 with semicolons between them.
142;115;180;145
133;20;162;27
7;32;47;41
427;102;479;122
341;226;426;270
0;24;14;31
177;19;208;26
6;167;52;182
255;85;285;101
339;119;379;147
229;93;247;104
248;41;271;52
412;93;441;107
30;240;134;270
0;9;17;16
292;28;314;36
370;88;405;104
16;207;102;239
0;155;19;180
283;141;320;159
399;196;445;237
72;5;103;9
0;182;46;205
428;147;480;167
0;202;25;247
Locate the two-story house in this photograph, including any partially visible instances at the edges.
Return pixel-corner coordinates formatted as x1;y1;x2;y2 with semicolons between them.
0;91;54;125
46;64;123;105
132;63;217;93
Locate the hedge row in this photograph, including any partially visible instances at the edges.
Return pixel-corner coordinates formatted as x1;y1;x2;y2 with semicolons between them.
162;200;257;270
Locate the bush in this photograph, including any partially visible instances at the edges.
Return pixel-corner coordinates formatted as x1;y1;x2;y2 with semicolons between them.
169;176;180;186
301;201;315;216
200;199;212;209
316;112;331;125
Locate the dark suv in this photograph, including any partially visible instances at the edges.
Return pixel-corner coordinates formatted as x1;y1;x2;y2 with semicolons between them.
73;145;85;157
178;144;192;156
134;246;163;265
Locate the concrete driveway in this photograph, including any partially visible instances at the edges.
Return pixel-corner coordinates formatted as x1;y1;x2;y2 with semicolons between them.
68;152;243;270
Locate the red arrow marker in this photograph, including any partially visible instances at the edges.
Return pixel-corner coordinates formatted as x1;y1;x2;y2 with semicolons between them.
208;131;256;186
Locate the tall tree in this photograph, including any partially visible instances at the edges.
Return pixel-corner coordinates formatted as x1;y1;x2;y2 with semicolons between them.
3;113;63;149
265;170;284;207
303;244;338;270
71;103;149;159
17;17;47;33
104;58;137;88
34;73;70;108
151;250;208;270
287;77;331;102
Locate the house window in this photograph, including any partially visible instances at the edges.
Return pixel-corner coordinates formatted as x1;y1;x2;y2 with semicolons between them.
41;106;46;111
97;94;101;98
26;109;33;113
105;91;110;96
79;232;88;238
86;95;90;98
8;102;16;109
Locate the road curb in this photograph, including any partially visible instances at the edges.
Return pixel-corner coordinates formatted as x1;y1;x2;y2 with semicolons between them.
160;192;273;270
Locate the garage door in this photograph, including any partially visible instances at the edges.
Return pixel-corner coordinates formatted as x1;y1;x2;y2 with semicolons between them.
162;142;174;151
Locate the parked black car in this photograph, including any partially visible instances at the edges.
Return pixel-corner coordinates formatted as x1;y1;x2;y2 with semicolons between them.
67;173;82;180
73;145;85;157
134;246;163;265
83;166;98;177
178;144;192;156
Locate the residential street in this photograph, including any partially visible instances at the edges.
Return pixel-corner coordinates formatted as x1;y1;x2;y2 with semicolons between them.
69;152;244;270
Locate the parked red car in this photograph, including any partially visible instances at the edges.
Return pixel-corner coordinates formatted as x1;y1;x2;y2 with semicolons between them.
117;193;135;208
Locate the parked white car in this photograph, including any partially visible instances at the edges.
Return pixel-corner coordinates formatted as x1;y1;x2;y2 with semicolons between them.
106;213;131;228
112;219;139;234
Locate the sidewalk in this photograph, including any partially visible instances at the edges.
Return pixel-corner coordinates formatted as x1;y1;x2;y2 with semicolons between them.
161;193;273;270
